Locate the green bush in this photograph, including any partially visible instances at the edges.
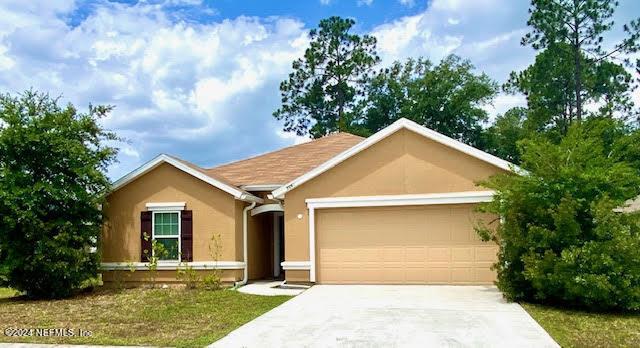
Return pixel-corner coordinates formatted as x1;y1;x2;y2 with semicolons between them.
477;119;640;311
0;91;118;299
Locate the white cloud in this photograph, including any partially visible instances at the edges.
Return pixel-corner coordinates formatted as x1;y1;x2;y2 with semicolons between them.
276;129;311;145
373;14;463;64
0;1;308;179
372;0;535;118
358;0;374;6
2;0;636;180
431;0;500;11
398;0;415;7
484;94;527;121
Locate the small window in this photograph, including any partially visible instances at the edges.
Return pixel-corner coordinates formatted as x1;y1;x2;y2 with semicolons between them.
152;211;180;261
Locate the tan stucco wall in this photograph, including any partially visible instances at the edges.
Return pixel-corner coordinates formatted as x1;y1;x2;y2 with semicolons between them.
102;163;243;264
283;129;508;282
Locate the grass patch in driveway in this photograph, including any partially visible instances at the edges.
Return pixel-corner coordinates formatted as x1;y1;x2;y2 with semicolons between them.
0;287;290;347
522;303;640;347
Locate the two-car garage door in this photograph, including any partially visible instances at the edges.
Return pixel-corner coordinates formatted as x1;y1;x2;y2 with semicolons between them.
315;204;498;284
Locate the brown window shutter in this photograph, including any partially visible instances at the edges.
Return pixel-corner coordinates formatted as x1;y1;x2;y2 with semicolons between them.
181;210;193;262
140;211;153;262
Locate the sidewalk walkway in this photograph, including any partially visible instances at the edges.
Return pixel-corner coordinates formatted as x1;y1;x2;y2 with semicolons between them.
237;280;307;296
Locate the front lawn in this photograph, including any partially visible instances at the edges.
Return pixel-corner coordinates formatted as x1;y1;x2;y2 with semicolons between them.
0;287;290;347
523;303;640;347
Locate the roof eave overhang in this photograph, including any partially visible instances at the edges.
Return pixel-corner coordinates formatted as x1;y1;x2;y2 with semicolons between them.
110;154;263;204
240;184;284;192
271;118;521;199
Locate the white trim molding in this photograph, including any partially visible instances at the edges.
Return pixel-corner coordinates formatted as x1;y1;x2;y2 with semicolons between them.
305;191;495;282
145;202;186;211
250;203;284;216
272;118;518;199
110;154;263;204
306;191;495;209
281;261;311;271
241;184;283;191
101;261;246;271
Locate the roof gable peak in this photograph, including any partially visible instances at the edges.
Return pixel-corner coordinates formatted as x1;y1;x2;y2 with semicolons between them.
271;117;518;198
110;154;262;203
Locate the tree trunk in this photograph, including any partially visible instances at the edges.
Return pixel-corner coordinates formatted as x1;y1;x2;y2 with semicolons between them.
337;87;345;132
573;0;583;122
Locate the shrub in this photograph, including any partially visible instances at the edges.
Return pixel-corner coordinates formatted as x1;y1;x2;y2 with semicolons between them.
202;274;222;291
177;263;199;289
476;119;640;311
145;235;167;288
203;232;223;290
0;91;118;299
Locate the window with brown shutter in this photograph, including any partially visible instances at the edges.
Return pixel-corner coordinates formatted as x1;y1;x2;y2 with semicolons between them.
181;210;193;262
140;211;152;261
142;203;189;262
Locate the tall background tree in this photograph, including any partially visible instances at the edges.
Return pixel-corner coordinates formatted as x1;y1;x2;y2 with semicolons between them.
273;16;379;138
523;0;640;122
484;107;528;163
0;91;118;299
361;55;498;147
274;16;499;146
488;0;640;162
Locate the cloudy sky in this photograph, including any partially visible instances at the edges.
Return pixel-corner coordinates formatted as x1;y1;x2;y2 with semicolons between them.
1;0;638;180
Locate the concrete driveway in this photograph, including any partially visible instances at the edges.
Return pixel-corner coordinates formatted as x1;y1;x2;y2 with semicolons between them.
211;285;558;348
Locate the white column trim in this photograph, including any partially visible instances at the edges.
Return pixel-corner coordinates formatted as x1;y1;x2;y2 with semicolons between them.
308;206;316;282
281;261;311;270
251;203;284;216
306;191;495;209
145;202;186;211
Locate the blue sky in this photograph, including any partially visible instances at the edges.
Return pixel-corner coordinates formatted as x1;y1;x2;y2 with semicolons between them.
0;0;638;180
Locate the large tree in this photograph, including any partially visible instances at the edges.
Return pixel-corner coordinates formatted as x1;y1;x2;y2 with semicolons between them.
506;43;636;137
484;107;529;164
477;118;640;310
0;91;118;298
361;55;498;147
523;0;640;122
274;16;379;138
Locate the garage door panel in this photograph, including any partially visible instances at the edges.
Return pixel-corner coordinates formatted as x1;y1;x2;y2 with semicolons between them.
475;267;497;283
426;268;451;283
405;247;427;262
316;204;497;284
451;268;474;283
475;246;498;261
427;247;451;261
451;247;474;262
405;269;428;283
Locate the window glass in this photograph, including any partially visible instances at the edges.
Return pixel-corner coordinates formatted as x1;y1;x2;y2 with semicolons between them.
153;212;180;260
156;238;179;260
154;212;178;236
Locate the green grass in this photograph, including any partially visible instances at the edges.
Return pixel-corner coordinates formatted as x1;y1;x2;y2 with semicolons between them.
0;288;19;299
0;287;290;347
523;303;640;347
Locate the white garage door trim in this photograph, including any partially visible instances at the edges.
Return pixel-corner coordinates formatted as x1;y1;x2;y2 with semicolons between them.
304;191;495;282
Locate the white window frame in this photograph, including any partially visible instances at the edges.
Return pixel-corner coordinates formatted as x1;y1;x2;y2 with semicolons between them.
151;210;181;262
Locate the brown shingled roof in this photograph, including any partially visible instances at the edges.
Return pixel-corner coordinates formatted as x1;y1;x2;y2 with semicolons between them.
206;132;364;187
165;154;250;194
